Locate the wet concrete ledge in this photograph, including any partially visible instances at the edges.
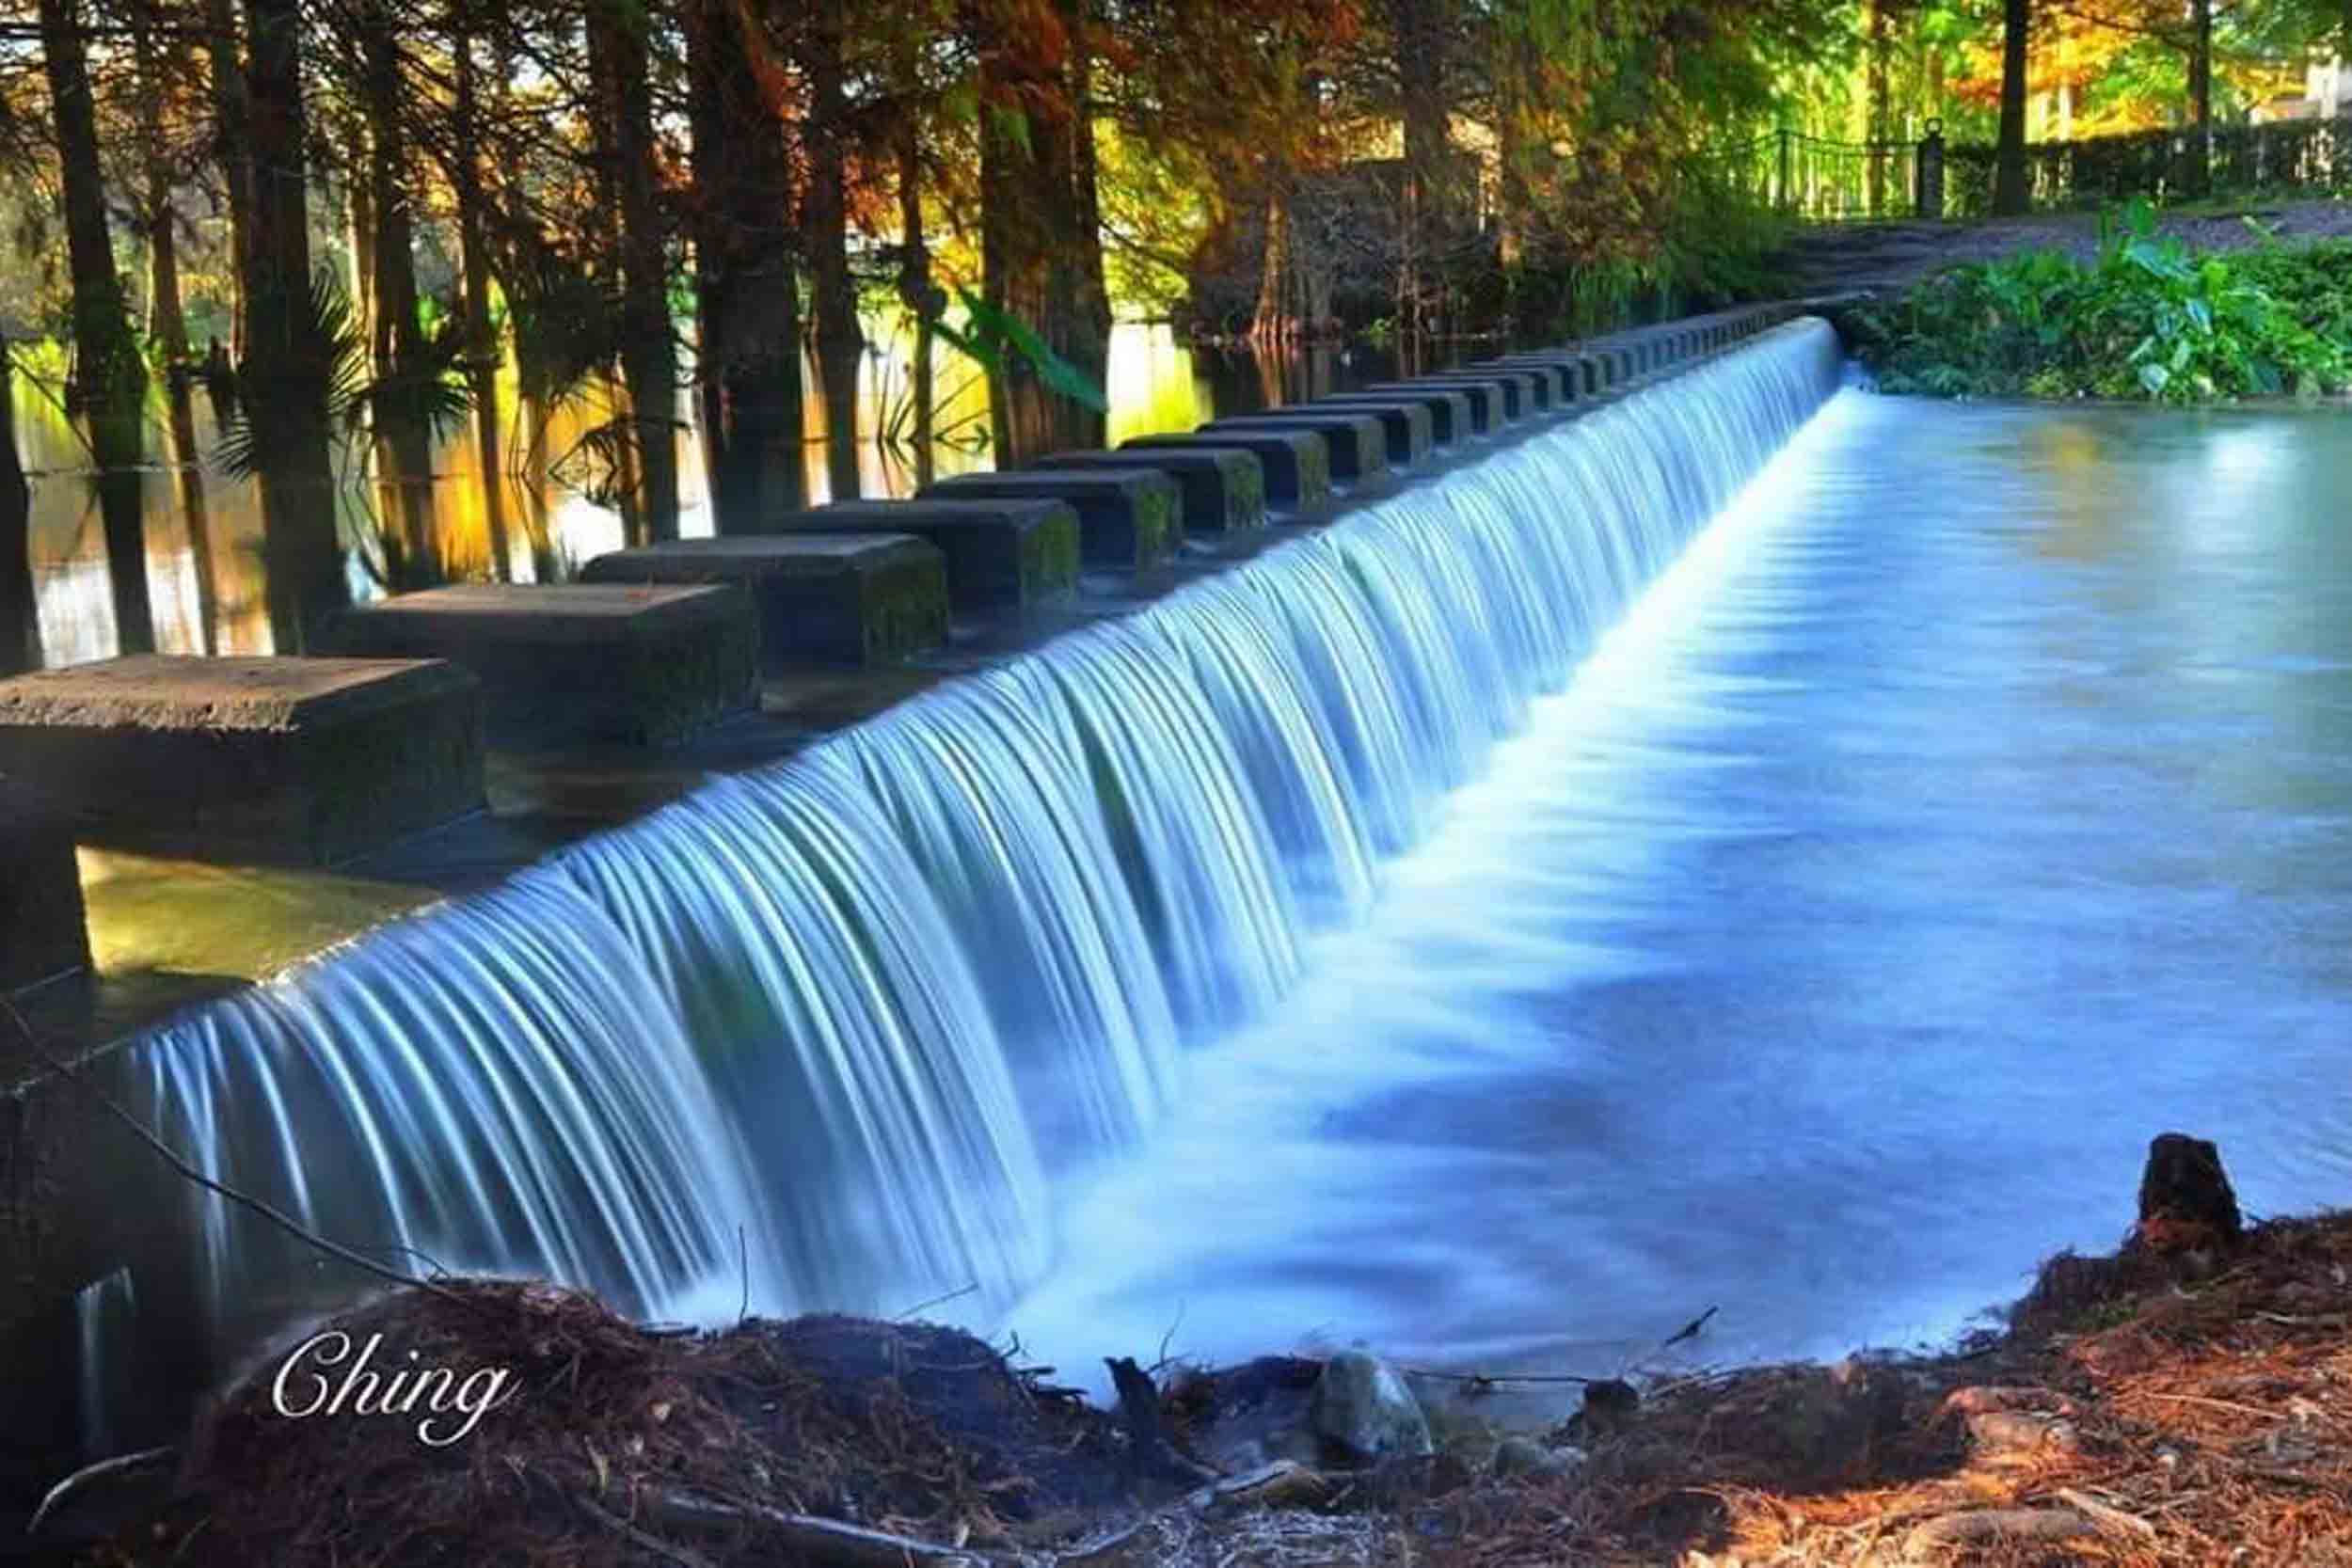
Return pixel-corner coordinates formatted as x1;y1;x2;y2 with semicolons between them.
3;300;1810;1081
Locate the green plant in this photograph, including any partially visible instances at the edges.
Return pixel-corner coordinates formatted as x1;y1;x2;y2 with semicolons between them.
931;288;1108;414
1849;199;2351;405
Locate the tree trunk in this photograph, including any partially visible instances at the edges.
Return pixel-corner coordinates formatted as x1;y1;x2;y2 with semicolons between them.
133;20;191;365
243;0;348;646
686;0;803;530
204;0;253;363
589;0;680;538
895;122;937;489
362;20;436;572
450;20;511;578
40;0;157;656
1389;0;1451;340
1867;0;1890;215
1994;0;2030;215
807;0;864;501
977;0;1108;464
1253;188;1292;343
0;336;39;675
167;379;221;655
2189;0;2214;196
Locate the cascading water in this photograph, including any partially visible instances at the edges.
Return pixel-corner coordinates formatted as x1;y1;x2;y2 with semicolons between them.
74;319;1844;1454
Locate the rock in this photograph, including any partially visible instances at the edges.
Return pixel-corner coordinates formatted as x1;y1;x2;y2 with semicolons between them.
1308;1351;1433;1465
1489;1436;1584;1480
1565;1377;1640;1441
1346;1450;1471;1509
2133;1132;2243;1255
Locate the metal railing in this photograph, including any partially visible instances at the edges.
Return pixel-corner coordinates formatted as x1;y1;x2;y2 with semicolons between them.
1734;113;2352;225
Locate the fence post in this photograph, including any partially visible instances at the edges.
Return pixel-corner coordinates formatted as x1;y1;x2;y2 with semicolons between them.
1777;127;1793;214
1916;119;1945;219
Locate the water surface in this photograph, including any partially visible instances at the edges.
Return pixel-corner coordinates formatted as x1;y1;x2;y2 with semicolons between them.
999;391;2352;1384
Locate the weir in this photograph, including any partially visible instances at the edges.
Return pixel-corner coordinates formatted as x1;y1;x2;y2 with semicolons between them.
13;317;1846;1481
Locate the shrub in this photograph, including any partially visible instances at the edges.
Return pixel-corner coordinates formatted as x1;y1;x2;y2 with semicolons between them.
1847;199;2352;404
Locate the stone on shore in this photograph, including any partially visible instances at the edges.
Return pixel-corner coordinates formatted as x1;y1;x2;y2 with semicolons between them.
921;469;1180;572
1030;449;1267;537
1490;1436;1584;1480
581;533;950;670
1308;1351;1432;1465
325;583;757;747
0;774;88;990
753;499;1082;614
0;656;485;867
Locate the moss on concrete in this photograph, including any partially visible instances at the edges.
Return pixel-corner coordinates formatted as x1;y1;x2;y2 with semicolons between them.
1019;507;1083;604
861;557;952;663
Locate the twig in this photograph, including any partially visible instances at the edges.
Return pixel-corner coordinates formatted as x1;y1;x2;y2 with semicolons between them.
0;993;479;1314
645;1488;988;1568
895;1281;978;1321
568;1489;721;1568
736;1224;750;1326
1661;1305;1718;1349
26;1446;178;1539
1400;1367;1599;1386
2056;1487;2159;1543
2142;1391;2277;1420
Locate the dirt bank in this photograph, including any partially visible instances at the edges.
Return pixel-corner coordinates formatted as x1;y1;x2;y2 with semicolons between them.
29;1138;2351;1566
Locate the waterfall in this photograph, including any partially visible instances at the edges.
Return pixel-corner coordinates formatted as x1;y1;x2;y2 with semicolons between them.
82;320;1844;1425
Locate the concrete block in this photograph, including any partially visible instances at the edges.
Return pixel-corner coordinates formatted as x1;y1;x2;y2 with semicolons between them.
1319;388;1474;445
581;533;949;668
1125;432;1331;509
753;499;1081;615
1031;449;1267;537
1295;399;1435;466
326;583;757;747
0;775;87;990
1362;380;1500;435
0;656;485;867
921;469;1180;572
1201;411;1390;482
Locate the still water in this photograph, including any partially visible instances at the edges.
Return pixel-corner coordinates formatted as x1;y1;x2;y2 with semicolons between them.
14;324;1398;668
997;389;2352;1384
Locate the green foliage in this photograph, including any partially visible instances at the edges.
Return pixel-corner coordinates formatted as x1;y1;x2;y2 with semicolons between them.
932;288;1109;415
1848;200;2352;405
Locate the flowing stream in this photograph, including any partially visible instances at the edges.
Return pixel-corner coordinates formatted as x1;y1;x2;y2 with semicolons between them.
78;322;1847;1448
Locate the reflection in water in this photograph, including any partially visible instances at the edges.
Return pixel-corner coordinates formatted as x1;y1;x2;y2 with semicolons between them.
14;323;1426;670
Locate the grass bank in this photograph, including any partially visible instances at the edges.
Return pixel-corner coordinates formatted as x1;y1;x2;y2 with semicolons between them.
1841;202;2352;405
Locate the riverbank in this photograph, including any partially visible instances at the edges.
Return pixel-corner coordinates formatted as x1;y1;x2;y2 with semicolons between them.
27;1135;2346;1566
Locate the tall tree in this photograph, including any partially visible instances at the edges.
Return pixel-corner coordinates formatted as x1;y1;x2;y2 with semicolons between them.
1994;0;2031;214
976;0;1110;463
243;0;349;644
587;0;680;538
447;9;511;576
686;0;803;528
358;14;437;565
806;0;864;501
40;0;157;655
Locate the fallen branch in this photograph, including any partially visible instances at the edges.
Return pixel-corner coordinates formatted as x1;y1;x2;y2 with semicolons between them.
2055;1487;2159;1543
568;1490;721;1568
26;1446;179;1540
644;1488;991;1568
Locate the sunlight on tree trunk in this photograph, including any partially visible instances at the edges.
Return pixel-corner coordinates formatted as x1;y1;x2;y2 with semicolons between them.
0;338;39;677
40;0;156;656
